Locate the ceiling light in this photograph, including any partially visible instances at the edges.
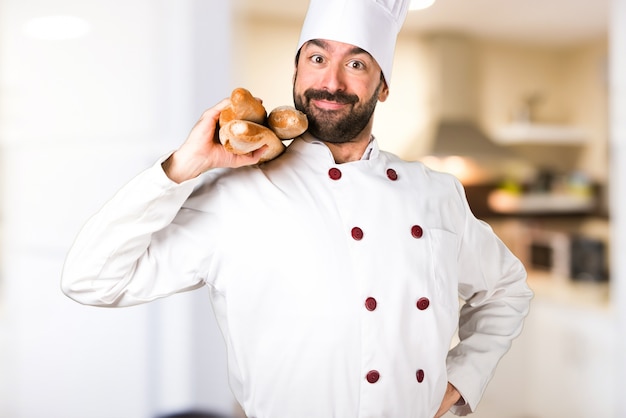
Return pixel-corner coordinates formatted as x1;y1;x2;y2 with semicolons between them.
409;0;436;11
23;15;90;41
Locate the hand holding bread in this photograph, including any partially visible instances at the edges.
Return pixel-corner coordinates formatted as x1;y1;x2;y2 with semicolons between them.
163;88;307;183
219;88;308;162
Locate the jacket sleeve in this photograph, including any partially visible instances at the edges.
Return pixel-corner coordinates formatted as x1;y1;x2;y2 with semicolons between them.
61;156;211;307
446;179;533;416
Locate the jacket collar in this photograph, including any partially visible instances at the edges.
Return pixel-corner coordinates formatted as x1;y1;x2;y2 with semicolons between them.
296;133;380;161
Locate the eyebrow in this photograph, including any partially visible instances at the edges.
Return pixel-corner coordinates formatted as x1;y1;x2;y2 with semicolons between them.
306;39;370;58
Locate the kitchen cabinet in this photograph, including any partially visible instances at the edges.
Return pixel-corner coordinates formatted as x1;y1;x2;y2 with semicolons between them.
464;184;607;222
457;277;617;418
524;284;615;418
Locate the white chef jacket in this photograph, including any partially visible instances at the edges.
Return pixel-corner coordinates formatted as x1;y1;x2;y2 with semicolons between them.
62;134;532;418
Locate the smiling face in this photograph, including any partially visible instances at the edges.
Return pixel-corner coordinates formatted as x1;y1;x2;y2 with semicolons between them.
293;39;389;144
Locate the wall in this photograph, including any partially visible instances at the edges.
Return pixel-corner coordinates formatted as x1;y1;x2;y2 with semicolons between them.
0;1;235;417
610;0;626;417
562;40;609;181
478;39;609;181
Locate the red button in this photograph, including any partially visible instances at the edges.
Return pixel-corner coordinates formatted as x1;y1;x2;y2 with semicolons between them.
411;225;423;239
416;369;425;383
365;297;377;311
386;168;398;181
351;227;364;241
416;297;430;310
366;370;380;383
328;167;342;180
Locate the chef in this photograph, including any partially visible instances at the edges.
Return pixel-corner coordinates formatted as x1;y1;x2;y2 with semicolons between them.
61;0;533;417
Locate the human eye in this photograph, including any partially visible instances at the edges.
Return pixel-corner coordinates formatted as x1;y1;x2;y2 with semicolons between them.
348;59;366;70
309;54;325;64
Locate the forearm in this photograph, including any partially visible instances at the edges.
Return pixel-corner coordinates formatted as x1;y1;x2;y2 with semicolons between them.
445;181;533;414
61;97;267;306
61;156;201;306
447;263;532;414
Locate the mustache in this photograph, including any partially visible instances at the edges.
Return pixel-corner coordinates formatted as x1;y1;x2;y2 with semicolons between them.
304;89;359;105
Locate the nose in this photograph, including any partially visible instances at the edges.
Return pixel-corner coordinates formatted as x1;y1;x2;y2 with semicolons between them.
319;63;347;93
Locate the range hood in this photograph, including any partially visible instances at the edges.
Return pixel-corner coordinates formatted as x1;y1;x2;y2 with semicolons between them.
426;34;518;161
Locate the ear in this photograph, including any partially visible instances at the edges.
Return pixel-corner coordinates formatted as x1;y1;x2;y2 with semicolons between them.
293;47;302;85
378;80;390;102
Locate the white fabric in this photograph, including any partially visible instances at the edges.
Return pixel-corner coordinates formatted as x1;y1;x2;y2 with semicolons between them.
297;0;410;84
62;136;532;417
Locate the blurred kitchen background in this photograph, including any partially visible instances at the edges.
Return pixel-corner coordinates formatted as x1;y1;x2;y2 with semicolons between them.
0;0;625;417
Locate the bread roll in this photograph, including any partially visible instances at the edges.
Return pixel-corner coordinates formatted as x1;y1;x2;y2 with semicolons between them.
219;120;285;162
219;87;267;126
267;106;308;139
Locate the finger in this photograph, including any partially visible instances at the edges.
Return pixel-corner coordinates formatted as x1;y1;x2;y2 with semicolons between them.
193;98;231;134
206;98;231;119
250;144;268;161
229;145;268;168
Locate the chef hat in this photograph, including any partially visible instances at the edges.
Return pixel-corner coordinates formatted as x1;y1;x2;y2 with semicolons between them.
297;0;410;85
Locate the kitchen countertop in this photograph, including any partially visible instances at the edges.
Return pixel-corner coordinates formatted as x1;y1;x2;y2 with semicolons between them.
527;270;611;311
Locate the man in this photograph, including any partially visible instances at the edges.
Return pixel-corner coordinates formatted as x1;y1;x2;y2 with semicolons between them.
62;0;533;417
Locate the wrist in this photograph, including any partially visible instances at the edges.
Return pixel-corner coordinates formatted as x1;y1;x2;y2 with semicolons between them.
162;151;208;184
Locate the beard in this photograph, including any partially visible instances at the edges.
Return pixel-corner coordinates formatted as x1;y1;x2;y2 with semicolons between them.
293;80;383;144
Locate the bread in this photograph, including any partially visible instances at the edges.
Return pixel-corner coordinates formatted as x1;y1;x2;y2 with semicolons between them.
219;120;285;163
219;87;267;127
217;87;308;163
267;106;309;139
